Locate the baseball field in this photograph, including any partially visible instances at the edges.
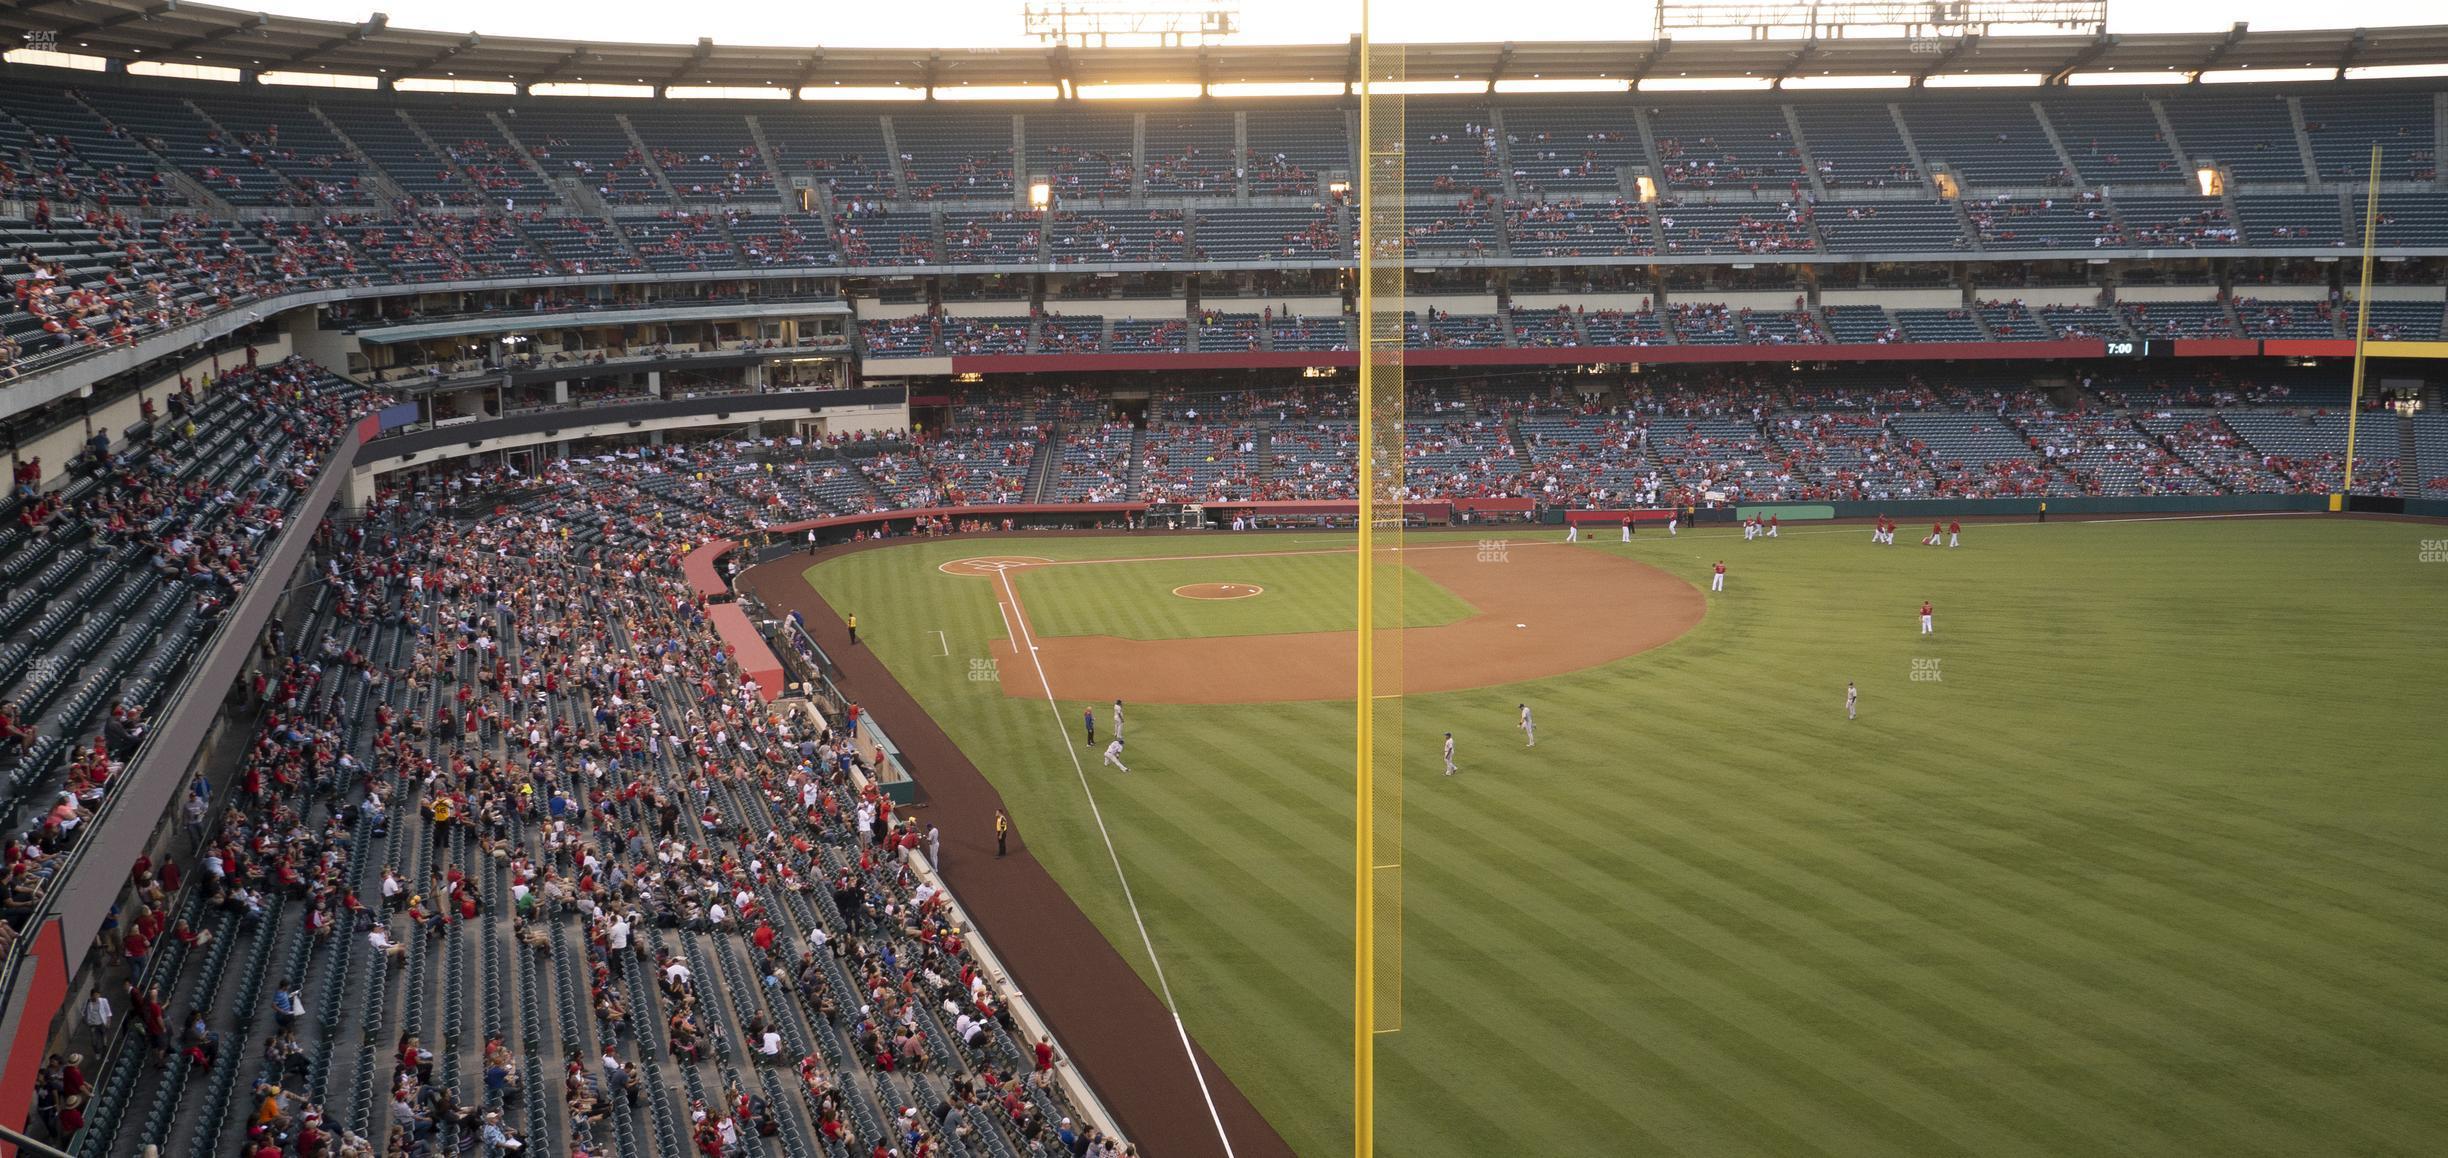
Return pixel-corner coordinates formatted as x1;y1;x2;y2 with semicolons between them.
794;516;2448;1158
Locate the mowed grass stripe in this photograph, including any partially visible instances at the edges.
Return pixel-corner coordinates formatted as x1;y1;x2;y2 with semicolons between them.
1118;723;1808;1156
1426;773;2157;1156
800;523;2448;1158
1410;856;2005;1157
1623;753;2446;1153
1262;720;2103;1154
1599;777;2373;1153
1580;708;2432;1130
1716;710;2448;1032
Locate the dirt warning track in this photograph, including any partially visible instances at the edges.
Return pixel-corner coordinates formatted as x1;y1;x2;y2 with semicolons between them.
955;540;1704;704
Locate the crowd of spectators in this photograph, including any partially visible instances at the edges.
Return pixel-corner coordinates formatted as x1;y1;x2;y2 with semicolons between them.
27;449;1119;1156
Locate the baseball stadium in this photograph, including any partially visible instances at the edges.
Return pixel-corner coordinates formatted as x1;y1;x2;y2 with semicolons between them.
0;1;2442;1157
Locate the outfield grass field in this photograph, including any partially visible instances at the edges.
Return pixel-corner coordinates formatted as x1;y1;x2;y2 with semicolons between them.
803;518;2448;1158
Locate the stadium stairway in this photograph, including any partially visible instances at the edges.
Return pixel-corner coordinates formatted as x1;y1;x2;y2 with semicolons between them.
306;102;413;206
1024;432;1065;502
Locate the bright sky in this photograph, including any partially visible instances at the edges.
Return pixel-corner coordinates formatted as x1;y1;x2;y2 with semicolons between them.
233;0;2445;50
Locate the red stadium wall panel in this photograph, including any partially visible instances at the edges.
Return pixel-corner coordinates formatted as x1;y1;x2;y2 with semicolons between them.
683;537;739;601
1196;499;1458;520
2260;339;2358;357
708;603;786;702
2171;339;2265;357
1562;507;1680;524
941;339;2109;375
0;919;71;1158
761;503;1147;539
679;504;1149;601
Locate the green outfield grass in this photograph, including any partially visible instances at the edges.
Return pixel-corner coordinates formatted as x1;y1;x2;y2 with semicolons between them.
1014;551;1472;640
803;519;2448;1158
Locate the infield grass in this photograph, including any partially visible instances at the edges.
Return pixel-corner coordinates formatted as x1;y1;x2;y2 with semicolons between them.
804;517;2448;1158
1015;552;1472;640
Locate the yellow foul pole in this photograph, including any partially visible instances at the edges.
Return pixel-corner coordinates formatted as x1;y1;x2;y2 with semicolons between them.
1352;0;1376;1155
2342;143;2381;498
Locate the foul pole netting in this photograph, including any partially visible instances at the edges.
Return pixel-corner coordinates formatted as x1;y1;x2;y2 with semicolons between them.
1354;12;1404;1156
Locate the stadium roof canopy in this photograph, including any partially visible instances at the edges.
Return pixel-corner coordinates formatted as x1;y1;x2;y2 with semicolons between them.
7;1;2448;93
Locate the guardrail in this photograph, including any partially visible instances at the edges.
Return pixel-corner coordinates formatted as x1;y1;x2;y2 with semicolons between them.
777;617;917;804
767;697;1124;1144
354;386;907;463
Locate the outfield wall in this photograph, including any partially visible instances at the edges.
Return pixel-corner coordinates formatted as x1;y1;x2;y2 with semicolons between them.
1739;495;2337;520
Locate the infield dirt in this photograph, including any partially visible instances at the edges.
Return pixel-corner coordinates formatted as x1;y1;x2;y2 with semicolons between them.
959;540;1705;704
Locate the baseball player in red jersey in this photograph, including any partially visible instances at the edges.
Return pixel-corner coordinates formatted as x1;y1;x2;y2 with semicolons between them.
1919;599;1934;635
1947;520;1961;548
1925;521;1943;547
1711;560;1726;592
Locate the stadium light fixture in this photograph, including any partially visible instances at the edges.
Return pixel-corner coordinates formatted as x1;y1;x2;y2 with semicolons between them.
1029;182;1052;210
1328;180;1350;195
1079;82;1203;100
1781;74;1910;90
1634;175;1659;204
1207;81;1343;98
2201;67;2338;84
1923;73;2046;88
2065;70;2189;86
2345;63;2448;80
1492;78;1631;94
2195;165;2225;197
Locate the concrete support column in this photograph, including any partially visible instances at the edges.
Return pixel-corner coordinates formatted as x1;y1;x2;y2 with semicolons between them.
280;306;358;372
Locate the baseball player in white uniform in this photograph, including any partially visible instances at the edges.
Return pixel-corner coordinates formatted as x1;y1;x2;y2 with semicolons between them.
1443;733;1457;776
1846;682;1858;721
1565;521;1578;543
1111;699;1125;741
1518;704;1536;748
1101;738;1129;772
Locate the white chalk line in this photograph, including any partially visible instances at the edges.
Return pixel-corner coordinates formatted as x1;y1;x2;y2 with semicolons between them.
993;566;1239;1158
931;629;950;657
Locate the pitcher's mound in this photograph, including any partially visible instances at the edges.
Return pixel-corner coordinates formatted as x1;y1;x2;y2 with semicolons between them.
1175;583;1266;601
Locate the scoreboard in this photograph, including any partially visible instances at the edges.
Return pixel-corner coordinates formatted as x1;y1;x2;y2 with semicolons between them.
2104;338;2172;358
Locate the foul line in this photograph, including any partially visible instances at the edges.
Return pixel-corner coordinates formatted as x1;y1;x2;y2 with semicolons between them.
994;566;1239;1158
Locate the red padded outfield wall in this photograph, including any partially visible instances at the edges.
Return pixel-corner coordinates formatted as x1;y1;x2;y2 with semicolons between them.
944;337;2110;374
